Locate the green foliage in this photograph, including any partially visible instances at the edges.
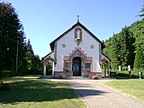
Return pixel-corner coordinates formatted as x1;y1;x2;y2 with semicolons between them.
111;35;121;69
46;62;52;75
134;45;144;68
31;55;42;74
104;27;135;69
133;19;144;69
25;39;34;71
0;70;10;78
119;27;135;67
20;39;42;75
139;5;144;17
103;6;144;70
0;2;42;77
0;2;25;76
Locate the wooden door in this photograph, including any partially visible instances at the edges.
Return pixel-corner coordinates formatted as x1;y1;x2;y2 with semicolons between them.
72;57;81;76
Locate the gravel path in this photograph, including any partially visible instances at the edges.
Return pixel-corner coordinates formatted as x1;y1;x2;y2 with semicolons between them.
51;79;144;108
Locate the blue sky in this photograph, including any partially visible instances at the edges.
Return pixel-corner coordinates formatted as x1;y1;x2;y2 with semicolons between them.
5;0;143;58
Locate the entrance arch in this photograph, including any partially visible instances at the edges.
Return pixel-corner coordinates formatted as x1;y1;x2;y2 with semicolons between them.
42;52;54;76
72;57;81;76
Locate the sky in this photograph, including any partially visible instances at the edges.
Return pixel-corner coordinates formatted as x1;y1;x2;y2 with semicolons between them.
3;0;144;58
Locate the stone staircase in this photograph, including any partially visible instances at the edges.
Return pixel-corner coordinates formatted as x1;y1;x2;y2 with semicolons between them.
69;76;90;79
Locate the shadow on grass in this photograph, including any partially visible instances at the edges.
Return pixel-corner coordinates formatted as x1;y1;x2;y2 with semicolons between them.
0;79;107;104
0;80;77;104
110;72;139;79
76;89;108;97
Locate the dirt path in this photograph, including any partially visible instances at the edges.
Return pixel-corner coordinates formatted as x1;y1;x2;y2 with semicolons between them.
51;79;144;108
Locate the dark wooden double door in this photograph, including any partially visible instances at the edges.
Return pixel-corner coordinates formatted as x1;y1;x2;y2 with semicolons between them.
72;57;81;76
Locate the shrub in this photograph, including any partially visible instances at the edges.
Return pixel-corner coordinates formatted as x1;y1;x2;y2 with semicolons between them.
56;76;63;79
91;76;99;80
0;70;10;78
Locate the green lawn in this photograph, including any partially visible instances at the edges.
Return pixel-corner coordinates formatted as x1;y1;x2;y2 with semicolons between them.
0;76;86;108
109;69;144;79
104;79;144;101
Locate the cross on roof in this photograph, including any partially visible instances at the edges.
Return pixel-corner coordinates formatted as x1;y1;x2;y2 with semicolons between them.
77;15;80;22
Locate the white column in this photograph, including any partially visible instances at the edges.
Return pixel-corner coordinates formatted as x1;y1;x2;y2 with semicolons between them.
43;64;46;76
128;65;131;71
108;64;110;78
119;66;121;71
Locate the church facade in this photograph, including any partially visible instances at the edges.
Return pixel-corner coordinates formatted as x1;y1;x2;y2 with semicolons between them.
43;21;110;78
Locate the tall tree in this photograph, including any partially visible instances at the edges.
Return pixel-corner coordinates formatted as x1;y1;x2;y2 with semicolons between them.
133;4;144;69
25;39;34;71
0;2;25;75
0;2;42;77
32;55;42;74
118;27;135;68
134;20;144;69
26;39;34;55
21;39;42;75
103;27;135;69
134;42;144;68
111;34;121;69
103;5;144;70
139;5;144;17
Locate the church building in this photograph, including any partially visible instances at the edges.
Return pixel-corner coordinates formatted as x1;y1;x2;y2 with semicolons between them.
42;21;110;78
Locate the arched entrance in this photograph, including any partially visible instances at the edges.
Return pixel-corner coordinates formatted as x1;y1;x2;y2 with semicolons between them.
42;52;54;76
72;57;81;76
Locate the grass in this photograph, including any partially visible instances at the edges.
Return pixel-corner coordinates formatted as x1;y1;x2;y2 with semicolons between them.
0;76;86;108
104;79;144;101
109;70;144;79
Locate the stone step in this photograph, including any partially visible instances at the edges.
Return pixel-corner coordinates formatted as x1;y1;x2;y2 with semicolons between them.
69;76;90;79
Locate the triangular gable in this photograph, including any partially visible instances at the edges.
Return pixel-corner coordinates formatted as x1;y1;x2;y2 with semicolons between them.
50;22;105;51
101;52;111;63
42;52;54;61
70;48;87;60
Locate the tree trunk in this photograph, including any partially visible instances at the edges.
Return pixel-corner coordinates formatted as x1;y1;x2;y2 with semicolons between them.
0;79;4;85
0;79;9;90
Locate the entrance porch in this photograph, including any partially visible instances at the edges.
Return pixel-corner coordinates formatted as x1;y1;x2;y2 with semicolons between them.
42;49;111;79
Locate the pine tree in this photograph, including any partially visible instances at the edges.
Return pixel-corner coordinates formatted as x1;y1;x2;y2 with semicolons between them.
139;5;144;17
25;39;34;71
111;35;121;69
119;27;135;68
103;27;135;69
134;5;144;69
134;20;144;69
0;2;42;77
134;43;144;68
32;55;42;74
0;2;25;76
103;5;144;70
